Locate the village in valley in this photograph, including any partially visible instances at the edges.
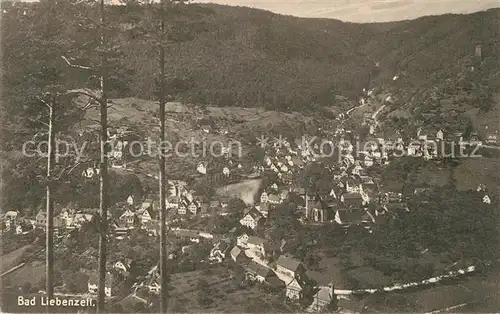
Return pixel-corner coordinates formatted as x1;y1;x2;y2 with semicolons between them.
2;84;498;312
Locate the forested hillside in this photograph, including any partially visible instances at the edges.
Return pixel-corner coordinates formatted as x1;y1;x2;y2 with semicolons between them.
2;2;498;112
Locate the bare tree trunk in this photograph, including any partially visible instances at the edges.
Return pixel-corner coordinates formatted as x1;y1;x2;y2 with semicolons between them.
159;1;168;312
45;95;55;301
96;0;109;311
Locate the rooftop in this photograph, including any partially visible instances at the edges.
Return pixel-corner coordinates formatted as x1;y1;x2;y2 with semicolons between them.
343;193;363;200
175;229;199;238
245;260;274;278
276;254;302;272
247;236;267;246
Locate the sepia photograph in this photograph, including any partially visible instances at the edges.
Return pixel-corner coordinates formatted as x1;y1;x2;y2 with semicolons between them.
0;0;499;313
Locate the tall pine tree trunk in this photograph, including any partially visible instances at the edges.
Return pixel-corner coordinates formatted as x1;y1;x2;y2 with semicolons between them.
97;0;109;311
45;95;55;301
159;1;168;311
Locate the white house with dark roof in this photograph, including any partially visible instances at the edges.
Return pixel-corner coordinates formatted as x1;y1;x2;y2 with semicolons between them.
328;188;338;200
284;277;306;300
4;210;19;221
264;156;272;166
230;246;248;263
486;134;498;145
260;191;269;204
174;229;200;243
88;272;114;297
177;203;187;215
345;177;361;193
275;254;307;283
82;167;95;179
309;201;329;223
239;207;263;230
247;236;267;256
270;164;279;172
360;183;378;204
119;209;137;225
407;142;422;157
477;184;487;192
196;162;207;175
177;196;191;215
483;194;492;204
364;155;374;167
341;193;364;208
165;195;179;209
436;129;444;141
137;206;156;225
126;195;134;206
15;224;24;235
237;233;249;248
209;240;231;263
188;201;199;215
309;284;335;312
255;203;269;218
268;193;282;204
114;258;133;274
244;260;279;284
146;274;161;295
274;254;309;299
73;213;94;228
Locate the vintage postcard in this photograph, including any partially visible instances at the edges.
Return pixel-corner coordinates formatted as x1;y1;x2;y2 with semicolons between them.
1;0;499;313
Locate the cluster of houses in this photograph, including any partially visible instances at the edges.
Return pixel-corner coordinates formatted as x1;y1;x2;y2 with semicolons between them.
122;235;342;312
79;210;354;312
485;133;498;146
1;210;34;235
77;179;493;311
238;176;403;236
196;159;244;177
4;104;497;312
112;190;235;238
84;257;135;297
228;239;362;312
361;128;483;161
235;137;407;236
234;119;497;238
1;207;97;235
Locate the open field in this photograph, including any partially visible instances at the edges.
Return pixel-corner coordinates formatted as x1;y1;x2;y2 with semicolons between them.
382;157;500;197
3;260;46;288
86;98;313;135
387;272;500;312
163;267;286;312
453;158;500;194
1;243;34;274
84;97;319;184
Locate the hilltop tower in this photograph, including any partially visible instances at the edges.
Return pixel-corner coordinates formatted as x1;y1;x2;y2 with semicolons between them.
475;44;482;60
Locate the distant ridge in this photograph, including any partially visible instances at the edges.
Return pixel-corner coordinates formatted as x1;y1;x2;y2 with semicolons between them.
194;0;500;23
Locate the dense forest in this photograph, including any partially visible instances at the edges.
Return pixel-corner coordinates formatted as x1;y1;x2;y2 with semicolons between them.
2;2;498;112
